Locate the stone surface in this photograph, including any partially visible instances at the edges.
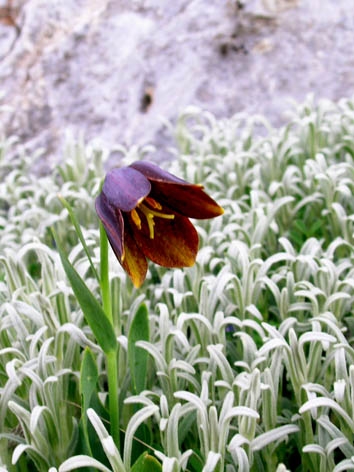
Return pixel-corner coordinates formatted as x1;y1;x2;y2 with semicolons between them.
0;0;353;167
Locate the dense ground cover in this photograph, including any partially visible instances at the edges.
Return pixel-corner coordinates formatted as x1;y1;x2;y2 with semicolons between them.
0;97;354;471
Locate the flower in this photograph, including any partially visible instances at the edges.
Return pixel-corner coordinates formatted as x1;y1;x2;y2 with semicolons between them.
95;161;224;287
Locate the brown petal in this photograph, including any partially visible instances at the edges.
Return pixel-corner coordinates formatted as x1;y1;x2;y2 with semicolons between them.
130;161;224;219
103;167;151;212
130;209;199;268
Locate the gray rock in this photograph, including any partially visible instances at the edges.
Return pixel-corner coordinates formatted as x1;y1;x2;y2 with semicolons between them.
0;0;354;166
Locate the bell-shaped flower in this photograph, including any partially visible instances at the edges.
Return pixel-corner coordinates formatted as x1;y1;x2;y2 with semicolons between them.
96;161;223;287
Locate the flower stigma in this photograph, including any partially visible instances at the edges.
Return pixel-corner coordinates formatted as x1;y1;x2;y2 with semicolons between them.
131;197;175;239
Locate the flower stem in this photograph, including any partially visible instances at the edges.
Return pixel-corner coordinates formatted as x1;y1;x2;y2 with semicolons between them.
100;223;120;449
100;223;112;324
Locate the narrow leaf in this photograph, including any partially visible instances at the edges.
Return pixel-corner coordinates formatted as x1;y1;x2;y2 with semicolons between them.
131;452;162;472
128;303;150;394
59;455;112;472
80;348;99;456
58;195;100;283
53;229;117;354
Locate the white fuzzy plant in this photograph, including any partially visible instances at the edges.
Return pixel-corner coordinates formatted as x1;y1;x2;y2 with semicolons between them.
0;97;354;471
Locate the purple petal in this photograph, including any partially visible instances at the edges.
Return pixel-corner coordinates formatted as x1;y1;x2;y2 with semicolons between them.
103;167;151;212
95;193;124;260
130;161;188;185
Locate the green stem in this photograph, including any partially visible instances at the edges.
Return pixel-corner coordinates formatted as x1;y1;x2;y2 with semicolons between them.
100;224;120;448
100;223;112;324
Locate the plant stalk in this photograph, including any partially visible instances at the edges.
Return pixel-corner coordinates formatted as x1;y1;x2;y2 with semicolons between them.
100;223;120;448
100;223;113;323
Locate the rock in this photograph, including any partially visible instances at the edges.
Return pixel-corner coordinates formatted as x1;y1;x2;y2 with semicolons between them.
0;0;354;166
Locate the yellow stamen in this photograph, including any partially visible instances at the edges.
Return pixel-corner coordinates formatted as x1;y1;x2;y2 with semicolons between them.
131;200;175;239
145;197;162;210
131;208;142;229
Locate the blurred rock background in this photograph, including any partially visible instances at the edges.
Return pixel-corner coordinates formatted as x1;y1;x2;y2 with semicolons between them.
0;0;353;169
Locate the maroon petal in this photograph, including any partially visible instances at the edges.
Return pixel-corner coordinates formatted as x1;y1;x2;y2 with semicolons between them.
130;161;224;219
103;167;151;212
95;193;124;260
130;209;199;268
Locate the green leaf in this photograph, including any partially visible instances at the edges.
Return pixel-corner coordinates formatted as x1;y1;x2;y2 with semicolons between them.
131;452;162;472
80;348;99;456
58;195;100;283
53;229;117;354
128;303;150;394
78;350;110;468
81;348;99;410
178;410;196;445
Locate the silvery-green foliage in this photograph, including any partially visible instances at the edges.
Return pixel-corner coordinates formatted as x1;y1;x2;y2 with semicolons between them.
1;97;354;470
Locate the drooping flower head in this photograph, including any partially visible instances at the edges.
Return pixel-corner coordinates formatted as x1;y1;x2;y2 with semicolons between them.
95;161;223;287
